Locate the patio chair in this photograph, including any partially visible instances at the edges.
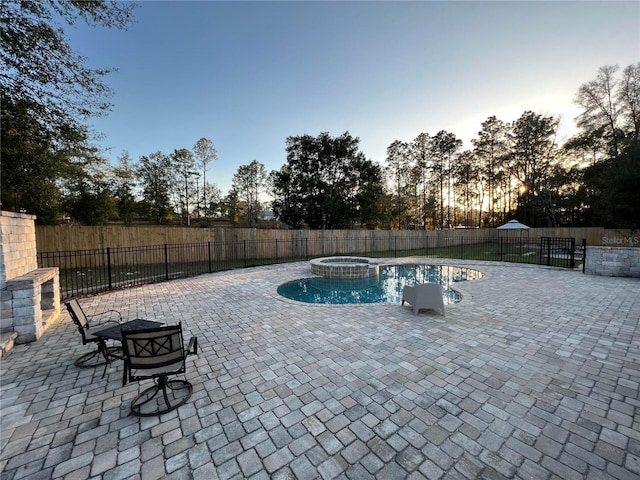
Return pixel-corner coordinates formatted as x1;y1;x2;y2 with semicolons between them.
402;283;446;316
121;323;198;416
64;298;123;368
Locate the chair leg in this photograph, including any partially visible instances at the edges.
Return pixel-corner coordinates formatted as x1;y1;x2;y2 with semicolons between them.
75;343;123;374
100;346;124;378
74;348;105;368
130;376;193;417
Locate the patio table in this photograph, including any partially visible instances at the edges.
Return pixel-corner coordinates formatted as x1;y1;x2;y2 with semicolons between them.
92;319;162;379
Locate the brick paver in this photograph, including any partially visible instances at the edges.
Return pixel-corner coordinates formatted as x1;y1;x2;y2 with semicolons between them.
1;259;639;479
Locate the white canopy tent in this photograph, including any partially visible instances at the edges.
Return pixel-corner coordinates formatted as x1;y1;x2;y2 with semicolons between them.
496;220;530;230
496;220;531;255
497;220;530;240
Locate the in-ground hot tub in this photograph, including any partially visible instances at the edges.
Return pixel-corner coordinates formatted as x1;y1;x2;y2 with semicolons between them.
310;256;379;279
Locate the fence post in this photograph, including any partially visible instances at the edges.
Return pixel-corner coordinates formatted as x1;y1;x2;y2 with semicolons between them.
164;244;169;281
107;247;112;291
305;237;308;260
582;238;587;274
500;236;503;261
460;237;464;259
243;240;247;268
569;238;576;269
546;238;552;266
276;239;279;263
208;241;212;273
394;236;398;258
538;238;543;265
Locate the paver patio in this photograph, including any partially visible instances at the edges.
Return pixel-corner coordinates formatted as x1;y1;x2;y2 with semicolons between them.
1;259;639;480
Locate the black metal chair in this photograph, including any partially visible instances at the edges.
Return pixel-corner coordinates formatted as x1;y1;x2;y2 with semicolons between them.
121;323;198;416
64;298;123;368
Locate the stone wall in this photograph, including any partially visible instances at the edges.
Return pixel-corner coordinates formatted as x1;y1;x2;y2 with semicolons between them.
585;246;640;277
1;211;61;346
1;211;38;291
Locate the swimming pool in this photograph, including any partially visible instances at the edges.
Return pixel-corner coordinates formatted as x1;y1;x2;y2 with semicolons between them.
277;264;483;305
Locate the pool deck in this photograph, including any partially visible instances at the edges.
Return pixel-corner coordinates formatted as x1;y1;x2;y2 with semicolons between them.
1;258;639;479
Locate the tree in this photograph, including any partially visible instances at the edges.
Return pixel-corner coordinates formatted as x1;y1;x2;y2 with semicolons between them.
203;183;223;218
511;111;560;226
579;139;640;229
453;150;481;227
171;148;198;225
64;179;117;226
563;128;608;166
1;0;135;219
472;116;509;226
61;155;118;225
0;97;64;223
567;64;640;165
192;137;218;219
569;63;640;227
385;140;412;229
617;63;640;144
271;132;385;229
546;165;588;226
574;65;623;157
232;160;268;227
137;152;175;224
410;133;435;229
111;151;137;225
430;130;462;228
573;63;640;228
349;153;386;229
220;189;243;224
1;0;135;136
355;159;386;229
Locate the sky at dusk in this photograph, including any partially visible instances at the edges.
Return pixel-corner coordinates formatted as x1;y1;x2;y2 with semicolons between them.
68;1;640;195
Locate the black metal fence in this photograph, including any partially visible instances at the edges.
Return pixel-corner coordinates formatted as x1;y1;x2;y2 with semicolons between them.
539;237;577;268
38;235;582;299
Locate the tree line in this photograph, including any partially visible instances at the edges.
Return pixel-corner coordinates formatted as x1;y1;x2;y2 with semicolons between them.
379;62;640;231
1;2;638;229
269;65;638;230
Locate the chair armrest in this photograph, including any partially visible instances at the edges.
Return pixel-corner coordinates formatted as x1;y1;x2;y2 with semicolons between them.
91;309;123;324
91;319;121;329
402;285;415;305
186;336;198;356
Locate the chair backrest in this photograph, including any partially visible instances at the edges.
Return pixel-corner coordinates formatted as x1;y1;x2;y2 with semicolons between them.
403;283;445;315
121;324;186;382
415;282;443;296
414;283;445;315
65;298;88;328
65;298;92;343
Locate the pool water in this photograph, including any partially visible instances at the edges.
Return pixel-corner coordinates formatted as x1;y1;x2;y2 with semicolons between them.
277;264;482;305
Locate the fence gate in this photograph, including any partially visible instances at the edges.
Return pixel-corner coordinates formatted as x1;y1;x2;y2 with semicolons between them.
539;237;576;268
